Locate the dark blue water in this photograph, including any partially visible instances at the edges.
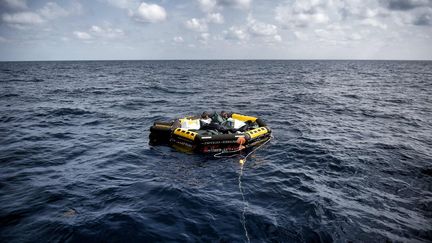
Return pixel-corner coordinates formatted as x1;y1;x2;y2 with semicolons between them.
1;60;431;242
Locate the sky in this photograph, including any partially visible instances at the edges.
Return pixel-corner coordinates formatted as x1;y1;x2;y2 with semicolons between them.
0;0;431;61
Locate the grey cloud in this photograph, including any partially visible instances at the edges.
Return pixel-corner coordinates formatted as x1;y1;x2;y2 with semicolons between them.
1;1;82;27
384;0;431;11
218;0;251;8
413;12;432;25
0;0;27;11
197;0;250;12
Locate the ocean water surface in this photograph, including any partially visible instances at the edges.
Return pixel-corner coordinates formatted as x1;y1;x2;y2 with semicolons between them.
0;60;431;242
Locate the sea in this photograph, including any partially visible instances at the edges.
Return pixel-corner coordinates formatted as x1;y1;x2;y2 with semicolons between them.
0;60;431;242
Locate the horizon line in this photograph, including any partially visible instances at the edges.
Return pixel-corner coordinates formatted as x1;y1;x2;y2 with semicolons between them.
1;58;432;62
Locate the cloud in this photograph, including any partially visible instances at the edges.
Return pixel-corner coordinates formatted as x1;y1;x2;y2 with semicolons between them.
38;2;70;19
207;12;224;24
73;31;92;40
247;15;278;36
0;0;27;10
379;0;432;26
197;0;251;12
73;25;125;41
173;36;184;43
274;0;394;30
90;25;103;33
185;12;224;33
361;18;388;28
197;0;217;12
0;36;8;42
131;2;167;23
273;34;282;42
384;0;431;11
198;32;210;43
90;25;125;38
219;0;251;9
1;12;44;25
103;0;167;24
224;26;249;41
185;18;208;32
1;1;82;28
413;11;432;25
275;0;329;28
273;0;407;45
312;26;370;45
223;15;282;43
103;0;139;9
349;33;363;40
293;31;307;40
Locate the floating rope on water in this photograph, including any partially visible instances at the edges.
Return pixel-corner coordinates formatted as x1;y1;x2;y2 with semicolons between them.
214;147;244;158
239;135;274;164
238;163;250;243
237;135;273;243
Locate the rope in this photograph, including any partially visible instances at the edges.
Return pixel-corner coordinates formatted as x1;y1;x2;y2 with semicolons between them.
213;147;245;158
238;163;250;243
237;135;273;243
239;135;274;164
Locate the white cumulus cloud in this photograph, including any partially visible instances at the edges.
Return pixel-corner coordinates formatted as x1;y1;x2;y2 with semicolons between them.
273;34;282;42
73;31;92;40
275;1;330;28
185;18;208;32
224;26;249;41
207;12;224;24
185;12;224;33
198;0;217;12
173;36;184;43
247;15;278;36
223;15;282;43
199;32;210;44
131;2;167;23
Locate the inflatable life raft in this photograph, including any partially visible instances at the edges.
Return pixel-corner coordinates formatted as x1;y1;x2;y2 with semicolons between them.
149;112;271;153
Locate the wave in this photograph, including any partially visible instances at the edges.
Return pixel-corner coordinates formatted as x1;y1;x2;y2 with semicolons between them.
1;78;44;83
51;108;92;116
148;84;200;94
0;93;19;98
